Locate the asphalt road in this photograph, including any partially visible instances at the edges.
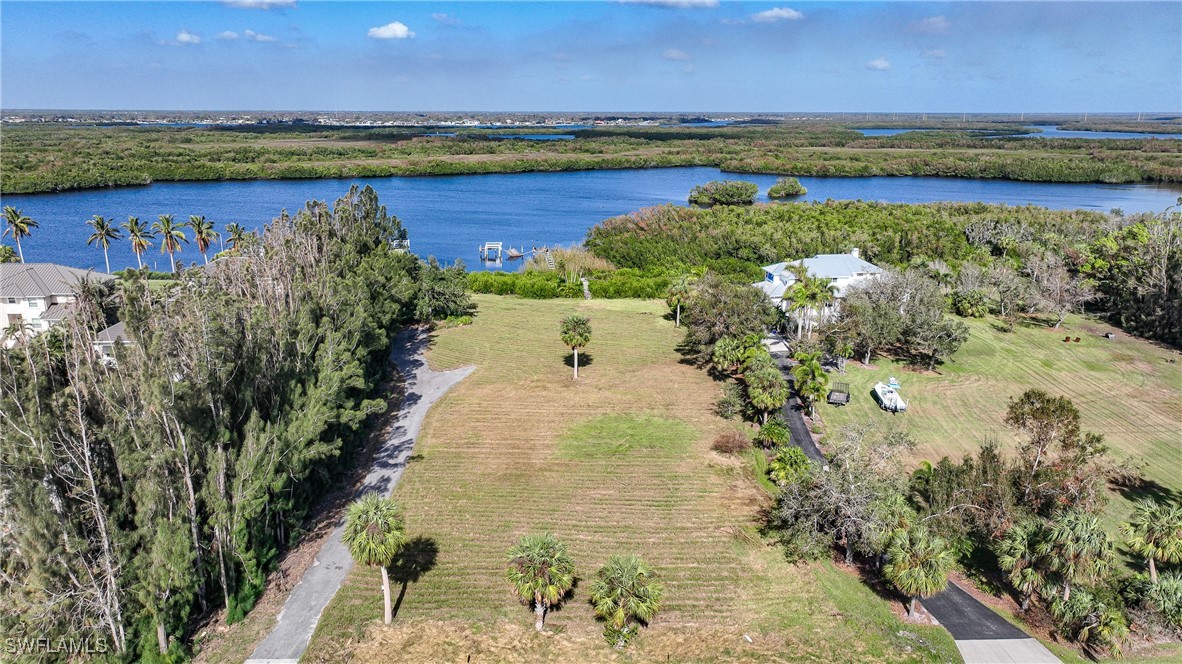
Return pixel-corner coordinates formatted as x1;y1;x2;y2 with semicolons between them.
245;328;474;664
924;583;1060;663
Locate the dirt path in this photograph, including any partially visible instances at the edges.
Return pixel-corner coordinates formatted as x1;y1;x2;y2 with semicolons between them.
244;329;474;664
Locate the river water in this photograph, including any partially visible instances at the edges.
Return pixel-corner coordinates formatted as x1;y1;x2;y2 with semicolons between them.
3;167;1180;272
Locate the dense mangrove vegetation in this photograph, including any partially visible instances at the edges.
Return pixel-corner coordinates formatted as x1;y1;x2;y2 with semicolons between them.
585;200;1182;347
0;186;470;659
3;122;1181;194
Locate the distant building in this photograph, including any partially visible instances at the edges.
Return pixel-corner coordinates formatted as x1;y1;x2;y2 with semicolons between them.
93;321;133;364
1;263;115;347
753;248;884;311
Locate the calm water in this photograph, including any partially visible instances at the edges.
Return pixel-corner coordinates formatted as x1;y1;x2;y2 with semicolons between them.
4;167;1181;273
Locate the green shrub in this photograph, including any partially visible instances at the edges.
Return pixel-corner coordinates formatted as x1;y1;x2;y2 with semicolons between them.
755;418;791;447
767;177;807;197
951;289;989;318
688;180;758;206
769;446;810;485
714;383;746;420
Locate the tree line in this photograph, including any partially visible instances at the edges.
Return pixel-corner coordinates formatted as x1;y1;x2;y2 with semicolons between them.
0;186;471;660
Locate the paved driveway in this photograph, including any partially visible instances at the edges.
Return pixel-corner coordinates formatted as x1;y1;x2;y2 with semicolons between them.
923;583;1059;663
245;329;474;664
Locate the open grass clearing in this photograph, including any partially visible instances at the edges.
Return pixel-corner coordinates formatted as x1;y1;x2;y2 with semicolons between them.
303;295;958;663
821;313;1182;531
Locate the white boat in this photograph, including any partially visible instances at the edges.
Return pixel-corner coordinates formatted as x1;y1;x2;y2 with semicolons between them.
872;381;907;412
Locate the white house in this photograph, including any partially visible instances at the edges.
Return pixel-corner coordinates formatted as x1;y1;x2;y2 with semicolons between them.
753;249;883;334
1;263;115;347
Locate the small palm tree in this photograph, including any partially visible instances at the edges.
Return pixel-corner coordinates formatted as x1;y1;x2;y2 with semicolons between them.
1123;499;1182;585
86;215;122;273
560;314;592;380
123;216;154;269
152;214;188;273
665;274;696;328
187;215;221;264
1039;510;1111;601
791;350;828;417
506;533;576;631
341;494;407;625
997;519;1046;610
884;526;954;617
224;223;249;252
3;206;38;262
590;555;663;647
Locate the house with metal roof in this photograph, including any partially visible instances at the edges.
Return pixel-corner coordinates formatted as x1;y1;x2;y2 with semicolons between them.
753;248;883;311
1;263;115;347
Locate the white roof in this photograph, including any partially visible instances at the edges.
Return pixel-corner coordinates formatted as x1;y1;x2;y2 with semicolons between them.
0;263;115;298
752;279;789;301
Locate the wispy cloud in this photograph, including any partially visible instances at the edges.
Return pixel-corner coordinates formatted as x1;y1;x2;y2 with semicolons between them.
752;7;803;23
222;0;296;9
620;0;719;8
244;29;277;42
175;30;201;45
217;31;240;41
662;48;692;61
866;57;891;71
922;49;945;59
431;13;461;26
912;16;950;34
367;22;415;40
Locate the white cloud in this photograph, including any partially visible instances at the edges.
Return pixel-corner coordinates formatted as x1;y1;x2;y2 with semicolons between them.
620;0;719;8
176;30;201;45
222;0;296;8
752;7;803;23
662;48;692;61
922;49;945;59
368;22;415;40
913;16;950;34
431;13;460;26
866;57;891;71
217;31;240;41
244;29;277;42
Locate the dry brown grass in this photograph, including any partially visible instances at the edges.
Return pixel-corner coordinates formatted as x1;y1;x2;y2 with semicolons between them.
524;246;617;274
302;295;959;663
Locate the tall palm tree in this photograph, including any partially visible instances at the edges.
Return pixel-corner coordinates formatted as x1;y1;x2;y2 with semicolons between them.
152;214;188;273
1123;499;1182;585
341;494;407;625
665;274;696;328
884;526;955;617
590;555;663;647
506;533;576;631
85;215;122;274
791;350;828;417
123;216;154;269
224;223;248;252
801;276;837;338
1039;510;1112;601
187;215;221;264
560;314;592;380
3;206;38;262
997;520;1047;610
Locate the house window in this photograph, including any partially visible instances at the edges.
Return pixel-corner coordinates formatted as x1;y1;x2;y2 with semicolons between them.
28;298;41;308
5;298;15;305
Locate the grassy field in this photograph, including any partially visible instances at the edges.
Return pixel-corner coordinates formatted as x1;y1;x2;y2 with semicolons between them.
822;313;1182;529
302;295;959;663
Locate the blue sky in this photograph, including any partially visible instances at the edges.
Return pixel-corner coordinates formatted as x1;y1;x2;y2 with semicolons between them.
1;1;1178;112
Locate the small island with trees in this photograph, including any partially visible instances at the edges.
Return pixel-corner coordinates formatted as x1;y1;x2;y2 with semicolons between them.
688;180;759;206
767;176;808;198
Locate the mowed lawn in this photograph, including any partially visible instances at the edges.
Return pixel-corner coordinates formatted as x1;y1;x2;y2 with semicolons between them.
303;295;958;663
823;314;1182;528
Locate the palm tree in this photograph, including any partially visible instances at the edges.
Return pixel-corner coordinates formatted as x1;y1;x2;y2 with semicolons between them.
590;555;663;647
341;494;407;625
224;223;248;252
123;216;154;269
85;215;122;274
665;274;696;328
791;350;828;417
152;214;188;273
801;276;837;338
187;215;221;264
560;314;592;380
997;520;1047;610
884;526;955;618
3;206;38;262
506;533;576;631
1123;499;1182;585
1038;510;1112;601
